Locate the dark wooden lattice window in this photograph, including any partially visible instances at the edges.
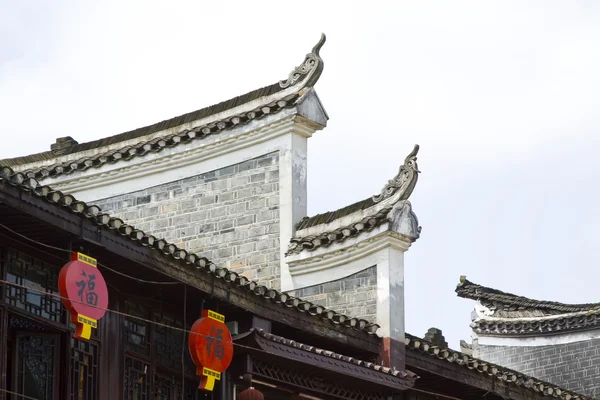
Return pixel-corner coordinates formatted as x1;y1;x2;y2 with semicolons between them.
5;249;64;323
70;338;99;400
123;302;199;399
153;311;194;374
154;374;197;400
153;373;174;400
124;356;150;400
13;333;60;400
124;300;150;356
175;380;198;400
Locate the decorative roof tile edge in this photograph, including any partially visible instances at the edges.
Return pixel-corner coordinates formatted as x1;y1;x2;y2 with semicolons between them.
470;311;600;336
286;206;393;255
295;144;420;232
456;276;600;314
0;166;380;336
405;333;593;400
372;144;420;203
280;33;326;89
254;328;418;380
18;94;300;182
2;33;328;174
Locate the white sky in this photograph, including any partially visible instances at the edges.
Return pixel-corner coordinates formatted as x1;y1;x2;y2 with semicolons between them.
1;1;599;348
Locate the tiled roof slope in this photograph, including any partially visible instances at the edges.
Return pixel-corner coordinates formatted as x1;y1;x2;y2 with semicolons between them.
12;94;300;180
405;332;593;400
287;206;392;255
1;34;327;177
456;276;600;335
0;165;380;336
286;144;419;256
470;309;600;336
0;83;284;168
253;328;418;381
287;145;420;256
456;277;600;315
296;144;420;231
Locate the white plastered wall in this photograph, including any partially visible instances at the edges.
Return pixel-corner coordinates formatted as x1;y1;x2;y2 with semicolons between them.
42;106;326;292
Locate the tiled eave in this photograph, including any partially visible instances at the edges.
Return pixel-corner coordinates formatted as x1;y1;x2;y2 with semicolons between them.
16;94;300;181
405;333;593;400
286;206;392;255
0;166;381;338
1;34;328;177
288;145;421;256
472;310;600;336
456;277;600;316
237;328;417;390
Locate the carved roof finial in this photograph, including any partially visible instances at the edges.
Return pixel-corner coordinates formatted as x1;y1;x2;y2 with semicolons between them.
279;33;326;89
372;144;420;203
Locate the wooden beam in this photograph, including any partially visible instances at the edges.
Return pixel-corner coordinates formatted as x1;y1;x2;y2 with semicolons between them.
0;187;381;353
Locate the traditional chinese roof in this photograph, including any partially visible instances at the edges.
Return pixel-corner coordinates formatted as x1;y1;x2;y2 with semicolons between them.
456;276;600;336
236;328;417;390
287;145;421;255
287;206;393;255
405;331;593;400
0;34;328;178
0;165;381;339
235;326;590;400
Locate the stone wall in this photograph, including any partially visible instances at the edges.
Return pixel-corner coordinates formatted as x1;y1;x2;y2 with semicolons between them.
294;266;377;322
478;339;600;398
93;152;282;288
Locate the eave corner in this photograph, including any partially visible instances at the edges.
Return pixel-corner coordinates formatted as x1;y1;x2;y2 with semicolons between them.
279;33;327;91
372;144;420;204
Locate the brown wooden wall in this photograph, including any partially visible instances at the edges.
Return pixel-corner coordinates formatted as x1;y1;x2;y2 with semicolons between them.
0;239;212;400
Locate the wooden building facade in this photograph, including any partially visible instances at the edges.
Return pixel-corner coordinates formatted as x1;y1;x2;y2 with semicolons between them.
0;165;414;399
0;158;592;400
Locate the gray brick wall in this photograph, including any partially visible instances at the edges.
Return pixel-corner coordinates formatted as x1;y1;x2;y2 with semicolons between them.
294;266;377;322
478;339;600;398
93;152;281;288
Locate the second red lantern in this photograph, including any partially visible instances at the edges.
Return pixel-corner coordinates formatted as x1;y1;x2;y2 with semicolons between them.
188;309;234;391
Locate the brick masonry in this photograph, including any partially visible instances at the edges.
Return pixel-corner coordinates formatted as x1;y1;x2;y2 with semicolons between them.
478;339;600;398
93;152;281;289
294;266;377;323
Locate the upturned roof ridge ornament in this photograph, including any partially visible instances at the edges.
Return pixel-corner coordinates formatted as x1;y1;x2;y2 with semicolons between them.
279;33;326;89
372;144;420;203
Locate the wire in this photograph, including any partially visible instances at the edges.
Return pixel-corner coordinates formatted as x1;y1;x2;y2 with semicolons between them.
1;279;228;344
0;222;71;254
98;262;181;285
0;282;471;400
0;388;39;400
0;222;185;285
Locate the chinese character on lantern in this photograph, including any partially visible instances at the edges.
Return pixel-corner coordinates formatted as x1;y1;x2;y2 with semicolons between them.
188;310;234;391
59;252;109;340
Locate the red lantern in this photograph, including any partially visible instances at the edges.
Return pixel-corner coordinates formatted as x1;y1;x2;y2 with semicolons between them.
239;387;264;400
188;310;234;391
58;252;109;340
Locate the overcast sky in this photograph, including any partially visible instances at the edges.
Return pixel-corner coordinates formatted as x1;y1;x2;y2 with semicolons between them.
2;1;599;349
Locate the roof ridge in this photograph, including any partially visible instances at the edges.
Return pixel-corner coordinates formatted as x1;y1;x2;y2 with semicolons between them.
1;34;328;172
295;145;420;231
287;206;393;255
0;164;380;337
254;328;418;380
405;332;593;400
456;276;600;313
12;93;300;181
